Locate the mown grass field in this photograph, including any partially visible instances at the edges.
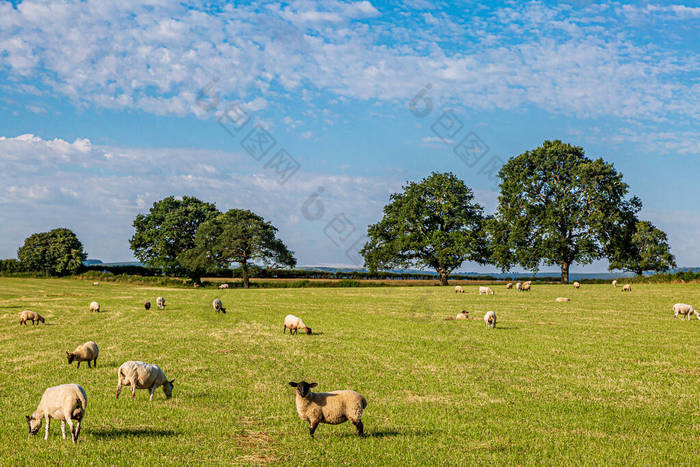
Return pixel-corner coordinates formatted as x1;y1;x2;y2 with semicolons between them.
1;278;700;465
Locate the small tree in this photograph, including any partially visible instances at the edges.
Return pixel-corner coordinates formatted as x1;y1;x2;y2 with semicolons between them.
17;228;86;276
130;196;219;282
361;172;489;285
180;209;296;288
608;220;676;276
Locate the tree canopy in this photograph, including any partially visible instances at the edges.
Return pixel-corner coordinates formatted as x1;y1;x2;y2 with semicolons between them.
608;220;676;275
361;172;489;285
490;140;642;283
17;228;86;276
180;208;296;288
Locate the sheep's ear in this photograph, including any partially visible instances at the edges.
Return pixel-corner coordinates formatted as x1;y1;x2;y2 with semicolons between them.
25;415;30;422
309;383;318;388
169;379;175;385
288;382;297;387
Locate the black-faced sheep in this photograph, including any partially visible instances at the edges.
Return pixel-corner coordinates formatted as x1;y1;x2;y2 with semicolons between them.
673;303;699;320
156;297;166;309
484;310;497;329
116;361;174;401
19;310;45;325
284;314;311;334
144;301;151;311
288;381;367;438
66;341;99;368
212;298;226;313
89;301;100;313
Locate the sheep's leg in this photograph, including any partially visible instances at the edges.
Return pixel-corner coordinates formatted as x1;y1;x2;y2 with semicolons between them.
283;326;286;334
61;420;66;439
77;361;81;369
66;418;75;444
44;416;50;441
94;357;97;367
88;360;92;368
309;421;319;439
352;420;364;436
131;384;136;400
116;380;122;399
149;386;156;401
75;419;81;442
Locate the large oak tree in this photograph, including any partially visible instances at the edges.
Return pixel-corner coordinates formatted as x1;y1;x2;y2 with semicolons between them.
17;228;86;276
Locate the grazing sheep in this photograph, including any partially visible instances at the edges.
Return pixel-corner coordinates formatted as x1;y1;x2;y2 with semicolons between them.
212;298;226;313
622;284;632;292
116;361;174;401
193;283;201;288
612;280;618;287
521;282;531;292
573;282;580;288
516;282;522;291
66;341;99;368
484;311;497;329
19;310;45;325
26;384;87;443
288;381;367;438
506;283;513;289
89;301;100;313
92;282;99;286
284;314;312;335
454;285;464;293
144;301;151;311
555;297;571;302
156;297;166;310
455;310;469;320
218;283;229;289
673;303;699;320
479;286;495;295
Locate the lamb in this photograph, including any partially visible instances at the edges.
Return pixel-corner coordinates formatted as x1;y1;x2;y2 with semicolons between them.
288;381;367;438
555;297;571;302
454;285;464;293
573;282;580;288
478;286;495;295
516;282;522;291
66;341;99;368
284;314;312;335
156;297;166;310
26;384;87;443
212;298;226;313
116;361;175;401
622;284;632;292
455;310;469;320
144;301;151;311
521;282;531;292
19;310;45;325
673;303;699;320
612;280;618;287
219;283;229;289
506;283;513;289
484;311;497;329
89;301;100;313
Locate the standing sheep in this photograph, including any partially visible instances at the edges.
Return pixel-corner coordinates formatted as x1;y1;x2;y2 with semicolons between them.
284;315;312;335
144;301;151;311
622;284;632;292
673;303;699;320
478;286;495;295
484;311;497;329
506;283;513;289
219;283;229;289
521;282;531;292
89;301;100;313
212;299;226;313
288;381;367;438
573;282;580;288
19;310;45;325
516;282;523;291
26;384;87;443
612;280;618;288
454;285;464;293
156;297;166;310
455;310;469;320
116;361;174;401
66;341;99;368
92;282;99;286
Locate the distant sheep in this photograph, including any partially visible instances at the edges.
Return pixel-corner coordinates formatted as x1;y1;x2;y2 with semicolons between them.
19;310;45;325
288;381;367;438
284;314;312;335
521;282;531;292
92;282;99;286
116;361;174;401
622;284;632;292
484;311;497;329
156;297;165;310
144;301;151;311
516;282;522;291
555;297;571;302
573;282;580;288
455;310;469;320
612;280;618;288
673;303;699;320
89;301;100;313
455;285;464;293
66;341;99;368
26;384;87;443
219;283;229;289
212;298;226;314
479;286;495;295
506;283;513;289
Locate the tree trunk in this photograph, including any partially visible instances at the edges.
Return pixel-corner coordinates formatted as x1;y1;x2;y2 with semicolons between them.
241;261;250;289
437;268;449;286
560;261;570;284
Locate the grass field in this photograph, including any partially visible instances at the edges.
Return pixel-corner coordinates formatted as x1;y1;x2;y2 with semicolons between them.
1;278;700;465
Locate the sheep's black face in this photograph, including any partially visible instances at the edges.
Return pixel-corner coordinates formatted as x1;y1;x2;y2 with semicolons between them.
66;352;75;364
305;327;312;335
26;415;40;435
289;381;317;398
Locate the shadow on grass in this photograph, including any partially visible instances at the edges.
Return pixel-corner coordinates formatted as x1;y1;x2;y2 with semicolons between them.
90;428;178;439
337;429;432;439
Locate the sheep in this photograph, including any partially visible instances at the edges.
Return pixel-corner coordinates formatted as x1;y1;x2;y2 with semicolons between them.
212;298;226;314
506;283;513;289
521;282;531;292
622;284;632;292
26;384;87;443
673;303;699;320
66;341;99;368
612;280;618;287
455;310;469;320
156;297;166;310
484;311;497;329
288;381;367;438
284;314;312;335
89;301;100;313
454;285;464;293
219;283;229;289
19;310;45;325
116;361;174;401
479;286;495;295
573;282;580;288
516;282;522;291
555;297;571;302
144;301;151;311
92;282;99;286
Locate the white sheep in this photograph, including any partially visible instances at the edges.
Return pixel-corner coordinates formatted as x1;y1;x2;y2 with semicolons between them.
288;381;367;438
455;310;469;320
555;297;571;302
484;311;497;329
521;282;531;292
19;310;45;325
116;361;174;401
212;298;226;313
454;285;464;293
622;284;632;292
26;384;87;443
573;282;580;288
479;286;495;295
673;303;699;320
156;297;166;310
284;314;312;335
66;341;99;368
516;282;522;291
92;282;99;286
89;301;100;313
506;283;513;289
219;283;229;289
612;280;618;287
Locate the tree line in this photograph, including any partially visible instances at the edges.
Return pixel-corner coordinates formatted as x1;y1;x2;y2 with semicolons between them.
3;140;675;284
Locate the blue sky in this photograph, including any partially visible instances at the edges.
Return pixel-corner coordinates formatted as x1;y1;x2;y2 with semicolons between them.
0;0;698;272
